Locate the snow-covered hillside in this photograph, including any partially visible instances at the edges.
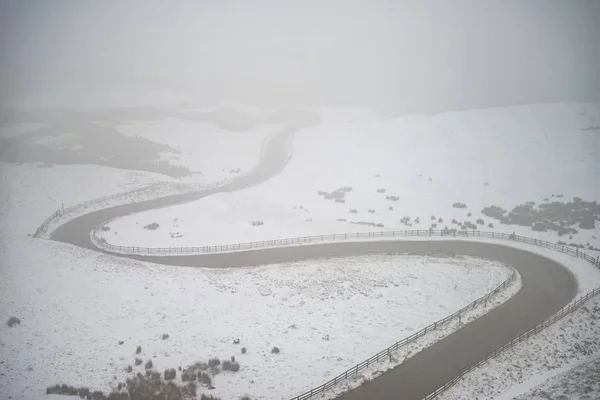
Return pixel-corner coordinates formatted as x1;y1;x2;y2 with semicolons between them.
0;233;512;400
438;295;600;400
2;102;600;400
113;119;280;182
0;161;178;236
99;103;600;251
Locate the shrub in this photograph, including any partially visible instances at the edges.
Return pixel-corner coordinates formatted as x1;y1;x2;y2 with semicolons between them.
476;219;484;225
467;212;472;217
488;223;494;228
414;217;420;224
241;347;247;354
135;358;142;366
6;316;20;327
452;202;467;209
271;346;280;354
368;209;375;214
136;345;142;354
233;338;240;344
126;365;133;373
200;395;221;400
451;219;458;224
385;195;399;202
161;333;169;340
100;225;110;231
349;209;358;213
438;218;443;223
182;381;197;398
376;188;386;193
222;360;232;370
240;396;251;400
181;370;196;381
431;215;436;220
208;358;221;367
164;368;176;380
251;221;264;226
431;223;437;228
143;222;159;230
198;372;212;385
335;198;346;204
230;362;240;372
389;206;393;211
231;356;236;362
144;360;153;370
482;205;506;219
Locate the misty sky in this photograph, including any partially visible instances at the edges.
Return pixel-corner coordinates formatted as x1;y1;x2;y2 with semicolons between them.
1;0;599;109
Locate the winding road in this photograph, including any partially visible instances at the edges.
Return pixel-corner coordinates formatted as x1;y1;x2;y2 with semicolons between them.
50;117;578;399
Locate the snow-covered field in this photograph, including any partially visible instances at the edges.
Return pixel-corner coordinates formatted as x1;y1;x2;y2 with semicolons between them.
98;103;600;252
438;295;600;400
113;119;282;183
0;161;178;236
2;102;600;400
512;354;600;400
0;233;512;400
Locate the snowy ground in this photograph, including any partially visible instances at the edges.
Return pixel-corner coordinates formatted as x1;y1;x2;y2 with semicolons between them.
2;102;600;400
98;103;600;252
0;161;178;236
113;119;282;183
0;233;511;400
512;354;600;400
437;295;600;400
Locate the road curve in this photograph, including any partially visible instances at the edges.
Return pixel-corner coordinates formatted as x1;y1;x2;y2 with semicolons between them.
50;118;578;399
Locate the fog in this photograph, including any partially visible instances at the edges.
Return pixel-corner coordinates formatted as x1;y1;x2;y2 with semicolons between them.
1;0;599;111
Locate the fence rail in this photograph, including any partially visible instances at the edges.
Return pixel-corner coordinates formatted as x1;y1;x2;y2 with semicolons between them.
422;285;600;400
32;180;231;238
289;266;518;400
91;228;600;268
91;227;600;400
31;126;291;239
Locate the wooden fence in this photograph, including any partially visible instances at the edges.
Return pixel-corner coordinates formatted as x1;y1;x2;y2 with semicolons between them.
90;227;600;400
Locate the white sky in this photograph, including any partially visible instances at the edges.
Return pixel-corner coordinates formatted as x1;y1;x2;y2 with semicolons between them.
1;0;599;109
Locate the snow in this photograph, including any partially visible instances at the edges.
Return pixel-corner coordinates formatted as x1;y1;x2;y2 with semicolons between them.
98;103;600;252
2;102;600;399
510;354;600;400
0;233;511;400
0;161;177;236
312;268;521;400
436;295;600;400
113;119;281;182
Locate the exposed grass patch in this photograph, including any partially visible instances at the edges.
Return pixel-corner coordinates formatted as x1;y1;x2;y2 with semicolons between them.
143;222;159;230
6;316;20;327
271;346;280;354
164;368;176;381
208;358;221;368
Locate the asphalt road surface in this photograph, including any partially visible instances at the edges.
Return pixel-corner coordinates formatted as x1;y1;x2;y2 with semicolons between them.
49;118;578;399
